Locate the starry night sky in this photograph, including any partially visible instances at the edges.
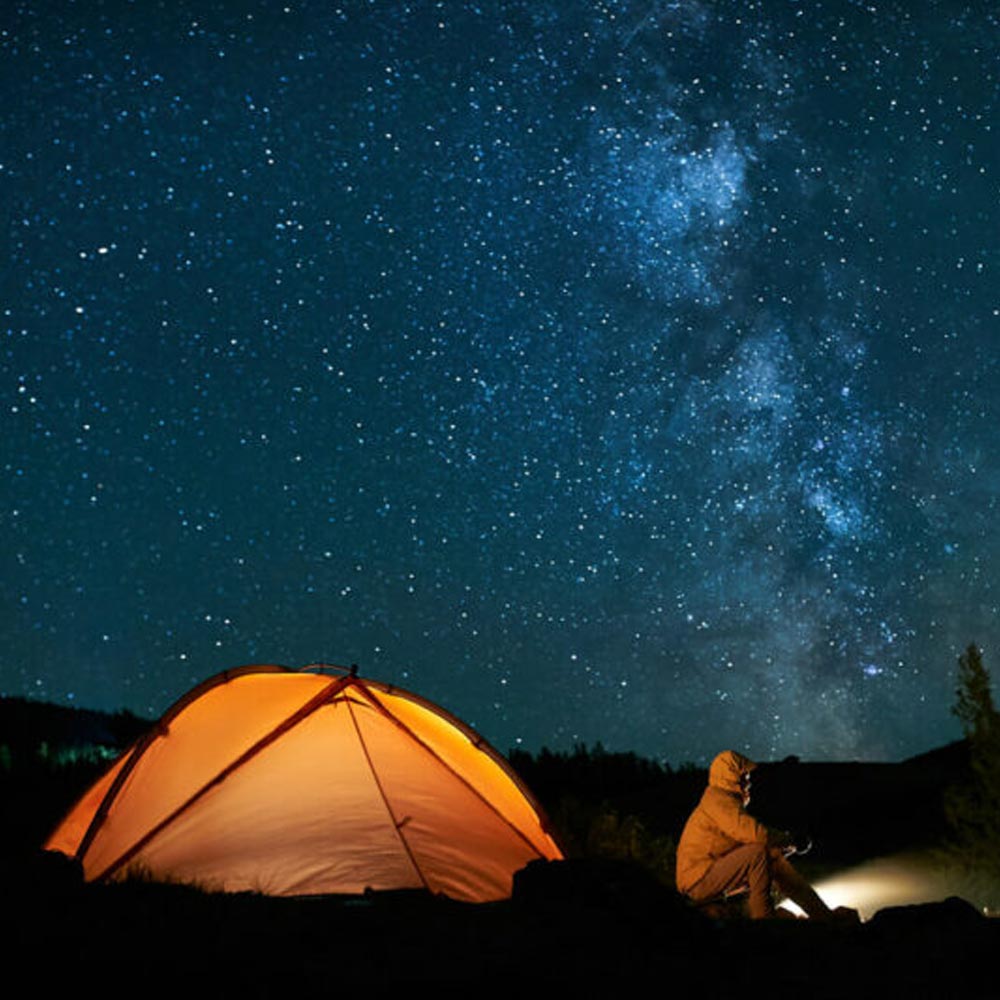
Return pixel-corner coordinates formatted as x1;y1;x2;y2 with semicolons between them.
4;1;998;764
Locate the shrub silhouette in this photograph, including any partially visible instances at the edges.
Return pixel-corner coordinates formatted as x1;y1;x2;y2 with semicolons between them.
510;744;678;885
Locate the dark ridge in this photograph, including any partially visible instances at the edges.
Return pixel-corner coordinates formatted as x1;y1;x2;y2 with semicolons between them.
0;695;150;759
511;742;970;870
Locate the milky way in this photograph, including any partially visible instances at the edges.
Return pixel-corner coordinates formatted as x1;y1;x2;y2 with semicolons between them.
4;1;999;763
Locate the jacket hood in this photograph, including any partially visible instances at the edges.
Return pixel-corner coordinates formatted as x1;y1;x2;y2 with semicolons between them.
708;750;757;794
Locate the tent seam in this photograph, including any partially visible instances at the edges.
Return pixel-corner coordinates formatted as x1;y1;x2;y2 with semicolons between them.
70;664;295;865
334;672;563;849
355;682;553;860
92;674;351;883
344;696;433;894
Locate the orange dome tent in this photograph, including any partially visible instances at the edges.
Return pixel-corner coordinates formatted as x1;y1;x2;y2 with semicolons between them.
45;665;563;902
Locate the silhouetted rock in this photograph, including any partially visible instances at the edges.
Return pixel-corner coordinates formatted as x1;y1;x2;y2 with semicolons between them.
868;894;984;931
2;847;83;899
513;856;683;915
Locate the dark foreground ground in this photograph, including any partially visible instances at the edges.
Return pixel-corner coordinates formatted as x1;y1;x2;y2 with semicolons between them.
3;699;995;996
5;853;998;999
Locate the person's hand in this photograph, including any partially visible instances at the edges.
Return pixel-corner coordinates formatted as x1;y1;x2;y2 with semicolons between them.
784;833;813;857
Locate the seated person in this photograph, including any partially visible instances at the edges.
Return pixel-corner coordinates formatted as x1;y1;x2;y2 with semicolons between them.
675;750;831;919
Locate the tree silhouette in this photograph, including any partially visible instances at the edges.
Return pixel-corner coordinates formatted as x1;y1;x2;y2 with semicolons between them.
944;644;1000;901
952;644;999;741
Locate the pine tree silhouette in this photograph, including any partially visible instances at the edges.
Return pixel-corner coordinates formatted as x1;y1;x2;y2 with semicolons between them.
944;644;1000;901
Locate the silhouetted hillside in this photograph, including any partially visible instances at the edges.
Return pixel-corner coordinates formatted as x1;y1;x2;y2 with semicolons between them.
749;747;967;864
0;696;148;761
0;696;149;851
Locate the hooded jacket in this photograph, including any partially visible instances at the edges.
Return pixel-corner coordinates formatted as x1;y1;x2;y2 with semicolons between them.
675;750;788;894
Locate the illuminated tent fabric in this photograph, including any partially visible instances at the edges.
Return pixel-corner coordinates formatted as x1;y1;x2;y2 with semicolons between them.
45;665;563;902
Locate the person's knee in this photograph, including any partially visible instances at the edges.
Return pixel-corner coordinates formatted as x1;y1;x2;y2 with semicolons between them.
744;844;771;887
